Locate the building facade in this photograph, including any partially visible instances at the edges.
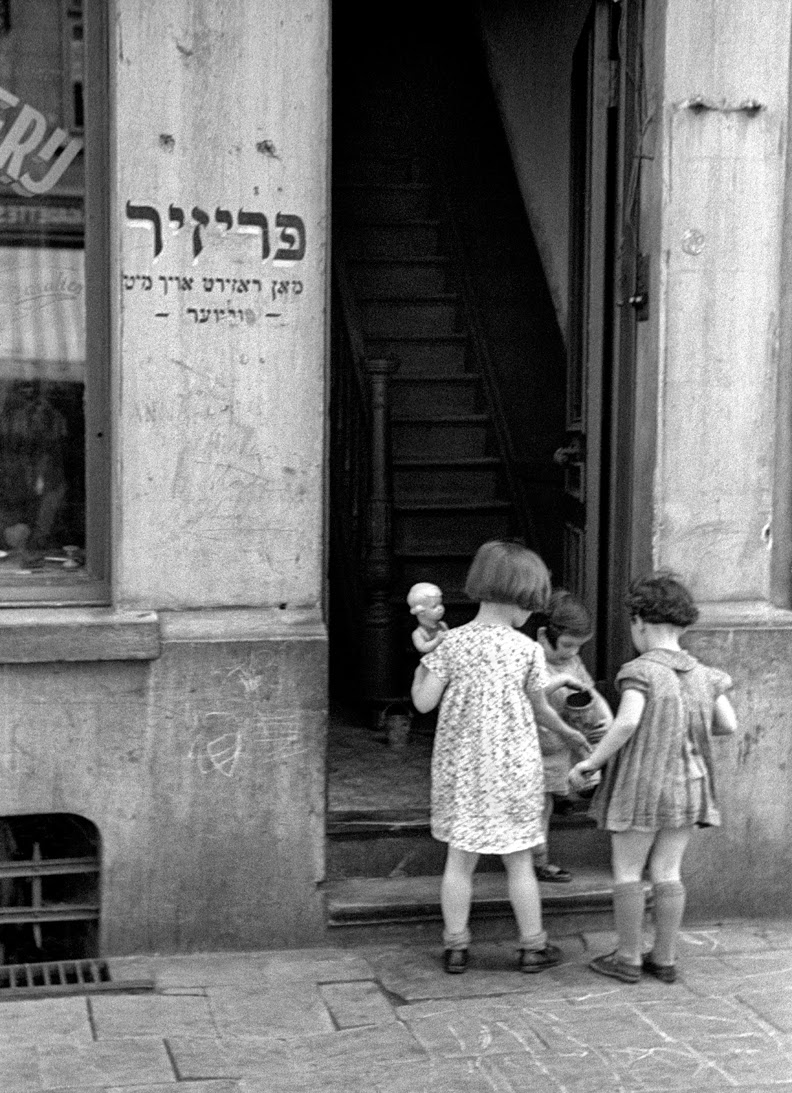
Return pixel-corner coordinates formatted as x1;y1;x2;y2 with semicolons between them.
0;0;787;957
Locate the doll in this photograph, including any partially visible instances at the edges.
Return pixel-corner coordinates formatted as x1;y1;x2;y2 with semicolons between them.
407;581;448;654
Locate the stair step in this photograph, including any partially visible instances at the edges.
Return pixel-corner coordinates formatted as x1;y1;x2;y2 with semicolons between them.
394;504;515;553
336;183;434;220
350;258;451;296
392;419;492;460
326;807;607;881
368;336;468;374
347;221;443;258
391;380;483;417
325;868;641;927
361;297;460;338
394;460;504;503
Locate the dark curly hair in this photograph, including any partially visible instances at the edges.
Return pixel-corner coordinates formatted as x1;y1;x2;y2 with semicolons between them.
524;588;592;646
625;571;699;628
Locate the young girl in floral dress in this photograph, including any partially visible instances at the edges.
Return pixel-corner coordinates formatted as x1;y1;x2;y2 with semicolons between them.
411;541;591;974
570;572;737;984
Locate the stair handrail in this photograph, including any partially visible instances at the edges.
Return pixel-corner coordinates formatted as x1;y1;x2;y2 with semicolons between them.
330;250;400;708
429;159;541;550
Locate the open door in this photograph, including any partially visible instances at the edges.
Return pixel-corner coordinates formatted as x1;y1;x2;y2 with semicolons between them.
559;0;617;665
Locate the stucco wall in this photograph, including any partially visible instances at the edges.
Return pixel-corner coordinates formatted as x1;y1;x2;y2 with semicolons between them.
115;0;328;610
0;613;327;953
473;0;592;334
684;624;792;917
0;0;330;954
653;0;792;602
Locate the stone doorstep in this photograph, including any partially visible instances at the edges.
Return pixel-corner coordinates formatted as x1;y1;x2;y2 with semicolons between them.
323;867;652;926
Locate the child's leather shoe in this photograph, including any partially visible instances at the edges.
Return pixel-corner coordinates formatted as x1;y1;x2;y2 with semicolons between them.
642;954;677;983
443;948;468;974
589;950;641;983
518;944;563;973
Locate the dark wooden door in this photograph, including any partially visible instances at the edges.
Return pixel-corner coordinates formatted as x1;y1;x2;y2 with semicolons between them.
559;0;616;640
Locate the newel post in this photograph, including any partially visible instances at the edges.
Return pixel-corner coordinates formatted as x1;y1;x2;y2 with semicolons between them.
363;355;399;705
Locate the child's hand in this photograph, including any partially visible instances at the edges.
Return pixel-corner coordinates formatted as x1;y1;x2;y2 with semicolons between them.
552;674;587;693
569;758;598;791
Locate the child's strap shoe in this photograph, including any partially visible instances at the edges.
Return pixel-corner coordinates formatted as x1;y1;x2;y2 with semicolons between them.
443;948;469;974
642;954;677;983
518;944;563;973
589;951;641;983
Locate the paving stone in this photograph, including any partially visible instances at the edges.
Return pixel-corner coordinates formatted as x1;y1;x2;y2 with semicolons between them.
106;1084;240;1093
595;1043;732;1090
0;1045;41;1093
239;1056;497;1093
484;1047;619;1092
692;1034;792;1086
90;993;217;1039
289;1022;427;1073
38;1037;174;1089
208;984;335;1039
167;1036;294;1081
528;1001;667;1051
637;995;774;1042
0;996;93;1047
319;980;397;1028
108;951;375;990
738;988;792;1033
360;941;582;1001
401;1002;546;1058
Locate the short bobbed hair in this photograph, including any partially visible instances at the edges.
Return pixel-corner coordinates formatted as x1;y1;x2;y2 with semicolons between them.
625;571;699;628
464;540;551;612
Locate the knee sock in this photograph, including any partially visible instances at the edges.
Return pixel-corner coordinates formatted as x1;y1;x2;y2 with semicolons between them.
652;880;686;965
613;881;645;964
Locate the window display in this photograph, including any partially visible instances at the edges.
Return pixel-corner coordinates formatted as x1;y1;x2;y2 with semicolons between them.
0;1;89;585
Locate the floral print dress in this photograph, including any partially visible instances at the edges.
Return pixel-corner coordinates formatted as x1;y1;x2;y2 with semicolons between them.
421;621;549;854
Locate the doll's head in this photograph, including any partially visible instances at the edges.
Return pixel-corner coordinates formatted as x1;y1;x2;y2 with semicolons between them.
407;582;444;624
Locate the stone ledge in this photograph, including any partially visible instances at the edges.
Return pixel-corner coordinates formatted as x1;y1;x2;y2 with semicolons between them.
0;608;160;663
159;606;327;644
693;600;792;630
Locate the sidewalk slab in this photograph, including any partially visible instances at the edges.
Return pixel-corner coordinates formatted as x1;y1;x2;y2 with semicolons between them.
37;1037;174;1089
107;950;375;990
90;993;217;1039
0;1046;40;1093
318;980;398;1028
207;984;335;1039
0;996;92;1047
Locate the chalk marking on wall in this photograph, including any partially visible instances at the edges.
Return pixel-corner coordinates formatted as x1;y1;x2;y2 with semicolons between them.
191;731;242;777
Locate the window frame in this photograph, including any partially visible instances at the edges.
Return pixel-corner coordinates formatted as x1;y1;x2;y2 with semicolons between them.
0;0;109;605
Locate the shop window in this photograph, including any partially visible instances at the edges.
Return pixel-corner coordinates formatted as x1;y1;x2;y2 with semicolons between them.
0;0;108;603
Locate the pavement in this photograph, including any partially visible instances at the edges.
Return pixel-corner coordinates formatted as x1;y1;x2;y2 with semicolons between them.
3;918;792;1092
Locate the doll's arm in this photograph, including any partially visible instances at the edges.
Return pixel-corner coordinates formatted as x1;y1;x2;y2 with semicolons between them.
712;693;737;735
411;621;448;654
568;687;644;788
411;664;446;713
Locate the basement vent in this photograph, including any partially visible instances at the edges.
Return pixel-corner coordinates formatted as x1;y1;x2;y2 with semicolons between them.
0;958;154;999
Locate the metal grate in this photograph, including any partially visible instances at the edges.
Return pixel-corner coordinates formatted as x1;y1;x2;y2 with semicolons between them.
0;959;154;999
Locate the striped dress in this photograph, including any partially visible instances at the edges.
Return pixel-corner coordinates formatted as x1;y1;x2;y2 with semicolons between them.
589;648;732;832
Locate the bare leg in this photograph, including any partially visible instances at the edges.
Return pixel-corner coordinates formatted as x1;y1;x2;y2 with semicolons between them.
648;827;693;965
532;793;554;869
440;846;478;948
502;848;546;948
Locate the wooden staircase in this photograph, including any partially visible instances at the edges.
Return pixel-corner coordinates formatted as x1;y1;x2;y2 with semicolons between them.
335;143;522;693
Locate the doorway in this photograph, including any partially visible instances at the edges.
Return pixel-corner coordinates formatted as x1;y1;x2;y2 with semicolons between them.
327;0;637;810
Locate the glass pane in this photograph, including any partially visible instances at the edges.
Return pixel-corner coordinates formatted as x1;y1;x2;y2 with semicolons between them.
0;0;86;579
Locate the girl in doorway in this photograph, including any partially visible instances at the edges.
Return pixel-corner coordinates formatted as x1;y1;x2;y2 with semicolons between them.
569;572;737;984
528;590;614;882
411;541;592;974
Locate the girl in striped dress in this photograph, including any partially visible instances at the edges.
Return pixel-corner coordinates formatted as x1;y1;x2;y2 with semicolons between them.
569;572;737;985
